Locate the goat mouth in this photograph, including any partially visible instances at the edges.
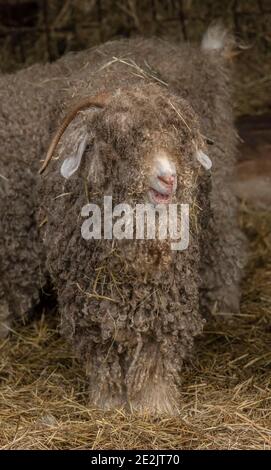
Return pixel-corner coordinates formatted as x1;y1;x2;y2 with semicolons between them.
148;188;173;204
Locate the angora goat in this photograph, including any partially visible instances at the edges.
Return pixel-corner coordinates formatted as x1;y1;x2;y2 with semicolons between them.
0;26;246;414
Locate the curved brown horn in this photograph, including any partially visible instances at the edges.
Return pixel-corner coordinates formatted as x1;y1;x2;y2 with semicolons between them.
39;92;110;174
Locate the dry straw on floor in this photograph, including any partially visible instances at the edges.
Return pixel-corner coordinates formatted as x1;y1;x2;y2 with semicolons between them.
0;206;270;450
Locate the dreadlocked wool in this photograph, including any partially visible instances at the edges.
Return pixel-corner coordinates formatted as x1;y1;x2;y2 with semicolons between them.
0;26;246;414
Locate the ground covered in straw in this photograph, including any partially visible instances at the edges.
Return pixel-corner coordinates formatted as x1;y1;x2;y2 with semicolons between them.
0;208;270;450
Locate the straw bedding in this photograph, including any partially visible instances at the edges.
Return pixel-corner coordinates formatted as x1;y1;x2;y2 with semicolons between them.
0;207;270;450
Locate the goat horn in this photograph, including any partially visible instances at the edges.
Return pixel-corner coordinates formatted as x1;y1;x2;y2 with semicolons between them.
39;92;110;174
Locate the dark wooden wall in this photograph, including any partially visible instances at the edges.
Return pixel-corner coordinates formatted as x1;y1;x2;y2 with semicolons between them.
0;1;270;115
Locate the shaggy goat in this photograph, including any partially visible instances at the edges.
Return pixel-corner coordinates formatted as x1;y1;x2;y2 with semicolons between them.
0;26;246;414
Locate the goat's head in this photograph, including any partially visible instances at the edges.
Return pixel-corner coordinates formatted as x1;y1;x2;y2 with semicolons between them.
40;84;211;206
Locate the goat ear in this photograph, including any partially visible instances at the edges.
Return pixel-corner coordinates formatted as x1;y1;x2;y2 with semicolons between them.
201;23;237;61
60;128;88;179
201;23;228;52
195;149;212;170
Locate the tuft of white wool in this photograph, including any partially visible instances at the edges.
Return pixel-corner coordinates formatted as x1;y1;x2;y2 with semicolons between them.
201;24;228;51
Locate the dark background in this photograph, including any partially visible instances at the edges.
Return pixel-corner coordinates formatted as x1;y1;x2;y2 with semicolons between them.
0;0;270;116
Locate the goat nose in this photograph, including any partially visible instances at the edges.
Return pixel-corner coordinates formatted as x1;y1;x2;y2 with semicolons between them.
158;174;175;186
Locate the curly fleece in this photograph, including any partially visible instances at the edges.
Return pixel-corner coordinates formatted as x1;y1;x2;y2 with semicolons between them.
0;36;246;413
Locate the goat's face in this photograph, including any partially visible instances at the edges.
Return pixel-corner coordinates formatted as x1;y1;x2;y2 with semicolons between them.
147;150;177;205
45;86;211;209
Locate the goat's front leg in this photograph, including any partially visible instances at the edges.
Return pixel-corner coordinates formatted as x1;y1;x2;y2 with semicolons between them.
86;344;127;411
126;340;180;416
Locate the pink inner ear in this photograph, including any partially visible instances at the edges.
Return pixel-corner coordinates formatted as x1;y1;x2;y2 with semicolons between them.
60;132;88;179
